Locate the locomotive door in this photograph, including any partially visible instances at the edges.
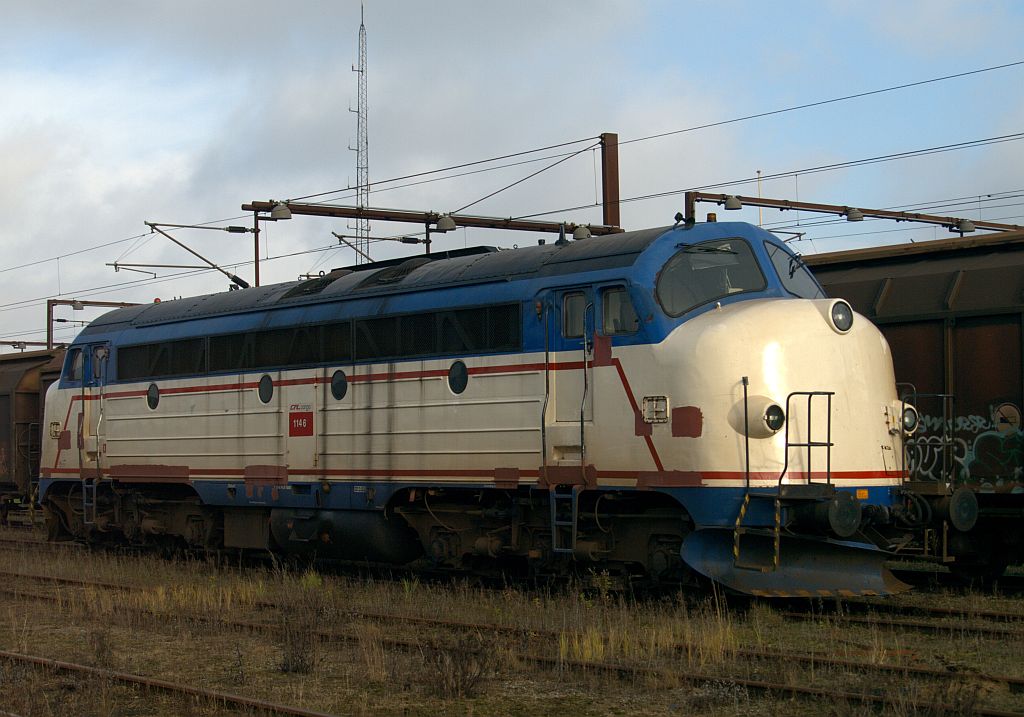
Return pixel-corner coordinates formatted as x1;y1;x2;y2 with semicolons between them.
544;288;595;468
284;370;317;474
77;343;110;475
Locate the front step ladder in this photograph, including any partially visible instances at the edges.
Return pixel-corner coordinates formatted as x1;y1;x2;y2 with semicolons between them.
549;485;581;554
733;492;781;571
732;389;836;572
82;478;97;526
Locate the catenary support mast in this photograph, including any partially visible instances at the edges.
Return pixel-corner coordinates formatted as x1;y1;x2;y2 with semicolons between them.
350;5;370;263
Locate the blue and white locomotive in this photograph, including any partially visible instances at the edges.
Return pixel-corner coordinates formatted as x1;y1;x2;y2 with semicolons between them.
39;219;927;596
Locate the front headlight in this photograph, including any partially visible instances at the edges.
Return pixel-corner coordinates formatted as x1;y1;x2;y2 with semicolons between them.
764;404;785;433
830;300;854;333
902;404;920;434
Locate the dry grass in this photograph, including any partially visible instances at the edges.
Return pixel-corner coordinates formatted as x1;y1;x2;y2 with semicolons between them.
0;539;1020;715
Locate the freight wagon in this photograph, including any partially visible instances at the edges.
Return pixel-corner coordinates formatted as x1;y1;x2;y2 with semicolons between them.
808;229;1024;579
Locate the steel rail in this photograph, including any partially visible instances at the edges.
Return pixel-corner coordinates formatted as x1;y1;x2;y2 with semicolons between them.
6;565;1023;641
524;654;1024;717
0;649;338;717
778;610;1024;639
825;596;1024;624
892;568;1024;595
0;536;79;551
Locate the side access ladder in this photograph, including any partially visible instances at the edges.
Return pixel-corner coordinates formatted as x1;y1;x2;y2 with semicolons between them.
82;478;98;526
733;387;835;572
549;484;582;554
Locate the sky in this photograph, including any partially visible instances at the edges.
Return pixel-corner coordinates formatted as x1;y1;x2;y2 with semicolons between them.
0;0;1022;348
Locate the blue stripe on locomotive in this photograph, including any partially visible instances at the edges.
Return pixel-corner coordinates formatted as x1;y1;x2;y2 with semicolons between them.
183;478;897;533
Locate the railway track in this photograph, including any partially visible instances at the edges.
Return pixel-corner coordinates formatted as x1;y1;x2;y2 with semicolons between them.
6;527;1024;598
838;597;1024;624
776;608;1024;640
4;531;1023;709
1;582;1019;716
8;566;1024;640
0;649;337;717
2;568;1023;711
4;534;1023;638
892;567;1024;594
0;534;53;547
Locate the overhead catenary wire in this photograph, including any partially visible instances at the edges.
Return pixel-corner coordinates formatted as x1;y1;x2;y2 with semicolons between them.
0;241;349;316
759;195;1024;235
280;59;1024;206
0;324;84;339
288;136;601;203
0;215;251;277
791;211;1024;244
762;190;1024;225
616;60;1024;149
4;61;1022;276
759;191;1024;231
6;132;1020;319
451;141;600;214
1;59;1021;329
4;128;1021;317
511;131;1024;221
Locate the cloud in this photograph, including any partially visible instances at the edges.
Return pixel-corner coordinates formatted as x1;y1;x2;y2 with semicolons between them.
0;0;1021;344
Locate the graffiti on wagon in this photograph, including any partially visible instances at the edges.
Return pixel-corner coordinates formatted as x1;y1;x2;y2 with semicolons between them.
906;404;1023;490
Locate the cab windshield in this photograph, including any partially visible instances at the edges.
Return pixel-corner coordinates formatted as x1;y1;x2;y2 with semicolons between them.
764;242;825;299
656;238;767;317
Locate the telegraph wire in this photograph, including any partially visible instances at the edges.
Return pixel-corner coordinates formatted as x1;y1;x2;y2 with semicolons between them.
4;133;1020;315
289;136;601;203
452;141;600;214
0;241;347;315
285;59;1024;206
617;60;1024;148
791;211;1024;244
760;191;1024;230
0;215;251;277
3;129;1020;308
0;233;150;277
512;132;1024;221
1;324;83;339
5;62;1021;275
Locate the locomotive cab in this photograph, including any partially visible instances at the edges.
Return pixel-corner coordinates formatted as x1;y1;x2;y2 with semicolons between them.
638;224;911;595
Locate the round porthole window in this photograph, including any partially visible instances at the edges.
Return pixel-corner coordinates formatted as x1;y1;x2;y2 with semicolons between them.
331;370;348;400
448;360;468;395
146;383;159;410
258;375;274;404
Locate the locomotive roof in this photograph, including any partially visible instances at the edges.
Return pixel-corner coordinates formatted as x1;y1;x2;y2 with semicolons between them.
85;226;671;331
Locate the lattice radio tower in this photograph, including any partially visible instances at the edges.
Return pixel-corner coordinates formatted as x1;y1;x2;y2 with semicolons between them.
349;5;370;262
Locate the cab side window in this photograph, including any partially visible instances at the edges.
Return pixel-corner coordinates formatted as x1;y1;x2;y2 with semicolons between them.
601;287;639;335
562;292;585;338
64;348;83;383
93;347;106;380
